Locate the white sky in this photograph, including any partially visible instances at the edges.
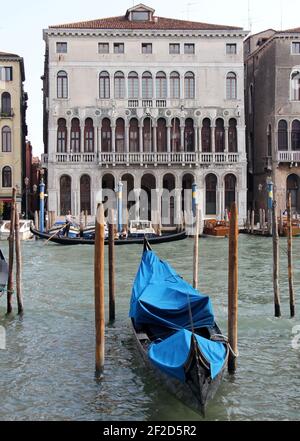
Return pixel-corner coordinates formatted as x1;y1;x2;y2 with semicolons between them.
1;0;300;155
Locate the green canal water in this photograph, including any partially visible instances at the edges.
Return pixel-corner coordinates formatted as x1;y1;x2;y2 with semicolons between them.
0;235;299;421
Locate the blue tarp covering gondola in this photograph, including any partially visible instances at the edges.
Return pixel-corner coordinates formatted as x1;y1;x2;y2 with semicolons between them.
129;249;227;381
129;250;215;331
148;329;227;381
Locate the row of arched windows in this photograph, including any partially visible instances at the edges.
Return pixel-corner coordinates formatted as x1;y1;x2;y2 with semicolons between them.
277;119;300;151
1;166;12;188
56;117;238;153
57;70;238;100
1;126;12;152
59;172;237;216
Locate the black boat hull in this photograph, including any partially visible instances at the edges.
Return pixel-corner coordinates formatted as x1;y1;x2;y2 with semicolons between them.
30;227;187;246
131;321;229;415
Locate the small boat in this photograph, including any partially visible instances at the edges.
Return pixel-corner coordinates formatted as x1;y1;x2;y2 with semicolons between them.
0;249;8;293
48;220;79;238
202;219;229;238
129;239;229;415
280;218;300;237
0;220;34;241
30;226;187;246
129;220;158;238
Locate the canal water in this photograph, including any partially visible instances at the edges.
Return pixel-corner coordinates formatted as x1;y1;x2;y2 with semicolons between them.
0;235;299;421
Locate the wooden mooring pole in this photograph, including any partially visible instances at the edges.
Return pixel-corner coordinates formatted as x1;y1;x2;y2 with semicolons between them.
94;203;105;375
287;193;295;318
108;209;116;323
15;209;23;314
228;202;238;373
7;188;16;314
272;201;281;318
193;205;200;290
34;210;39;231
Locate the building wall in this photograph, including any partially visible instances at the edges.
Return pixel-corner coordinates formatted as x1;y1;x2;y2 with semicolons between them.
0;56;25;217
43;23;248;223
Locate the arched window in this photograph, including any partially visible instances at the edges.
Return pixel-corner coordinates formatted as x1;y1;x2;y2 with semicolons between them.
70;118;80;153
129;118;139;152
225;174;236;211
84;118;94;152
226;72;237;100
60;175;71;215
80;175;91;215
171;118;180;152
228;118;237;152
57;71;68;99
142;72;153;99
143;118;152;152
99;71;110;99
170;72;180;99
115;118;125;152
1;92;11;115
291;71;300;101
114;71;125;99
184;72;195;99
201;118;211;152
287;174;299;211
2;126;11;152
157;118;167;152
278;120;288;151
128;71;139;98
156;71;167;98
184;118;194;152
215;118;225;152
291;120;300;150
2;166;12;187
57;118;67;153
206;174;217;215
101;118;111;152
267;124;272;156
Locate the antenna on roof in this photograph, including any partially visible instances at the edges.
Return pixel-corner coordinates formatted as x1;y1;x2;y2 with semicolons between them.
185;2;200;20
248;0;252;32
280;0;283;30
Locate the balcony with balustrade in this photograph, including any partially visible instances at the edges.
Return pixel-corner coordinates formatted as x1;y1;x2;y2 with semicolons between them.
277;151;300;164
42;151;242;167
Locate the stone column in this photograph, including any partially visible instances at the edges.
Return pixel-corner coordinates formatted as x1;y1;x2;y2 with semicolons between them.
211;125;216;153
111;123;116;153
66;122;71;153
194;125;198;152
153;124;157;153
80;121;85;153
180;125;185;152
139;123;143;154
288;127;292;151
125;123;130;153
167;125;171;153
225;126;229;152
198;126;202;152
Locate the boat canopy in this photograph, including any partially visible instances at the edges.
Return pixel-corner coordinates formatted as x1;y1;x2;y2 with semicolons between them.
129;249;227;381
149;329;226;381
130;250;215;331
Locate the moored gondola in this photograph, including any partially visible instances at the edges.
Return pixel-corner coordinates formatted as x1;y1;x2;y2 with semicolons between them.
129;239;229;415
30;226;187;246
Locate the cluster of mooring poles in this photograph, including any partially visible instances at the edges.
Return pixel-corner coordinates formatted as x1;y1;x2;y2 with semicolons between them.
94;204;116;376
272;191;295;318
6;188;23;315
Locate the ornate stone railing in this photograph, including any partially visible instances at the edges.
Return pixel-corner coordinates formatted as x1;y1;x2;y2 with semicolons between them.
277;151;300;163
44;152;242;166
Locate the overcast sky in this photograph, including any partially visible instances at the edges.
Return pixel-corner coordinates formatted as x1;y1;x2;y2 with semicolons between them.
1;0;300;155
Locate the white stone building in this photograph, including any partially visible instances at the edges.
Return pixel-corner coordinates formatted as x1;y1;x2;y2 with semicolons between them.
42;4;248;225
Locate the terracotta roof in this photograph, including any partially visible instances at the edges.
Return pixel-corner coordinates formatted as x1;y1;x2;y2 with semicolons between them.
281;27;300;33
0;51;20;58
49;15;243;31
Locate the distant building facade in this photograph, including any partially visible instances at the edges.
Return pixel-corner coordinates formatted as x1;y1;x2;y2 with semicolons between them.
0;51;27;219
245;28;300;214
42;4;248;224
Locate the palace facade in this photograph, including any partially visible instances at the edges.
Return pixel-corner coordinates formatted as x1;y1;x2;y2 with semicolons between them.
42;4;248;224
